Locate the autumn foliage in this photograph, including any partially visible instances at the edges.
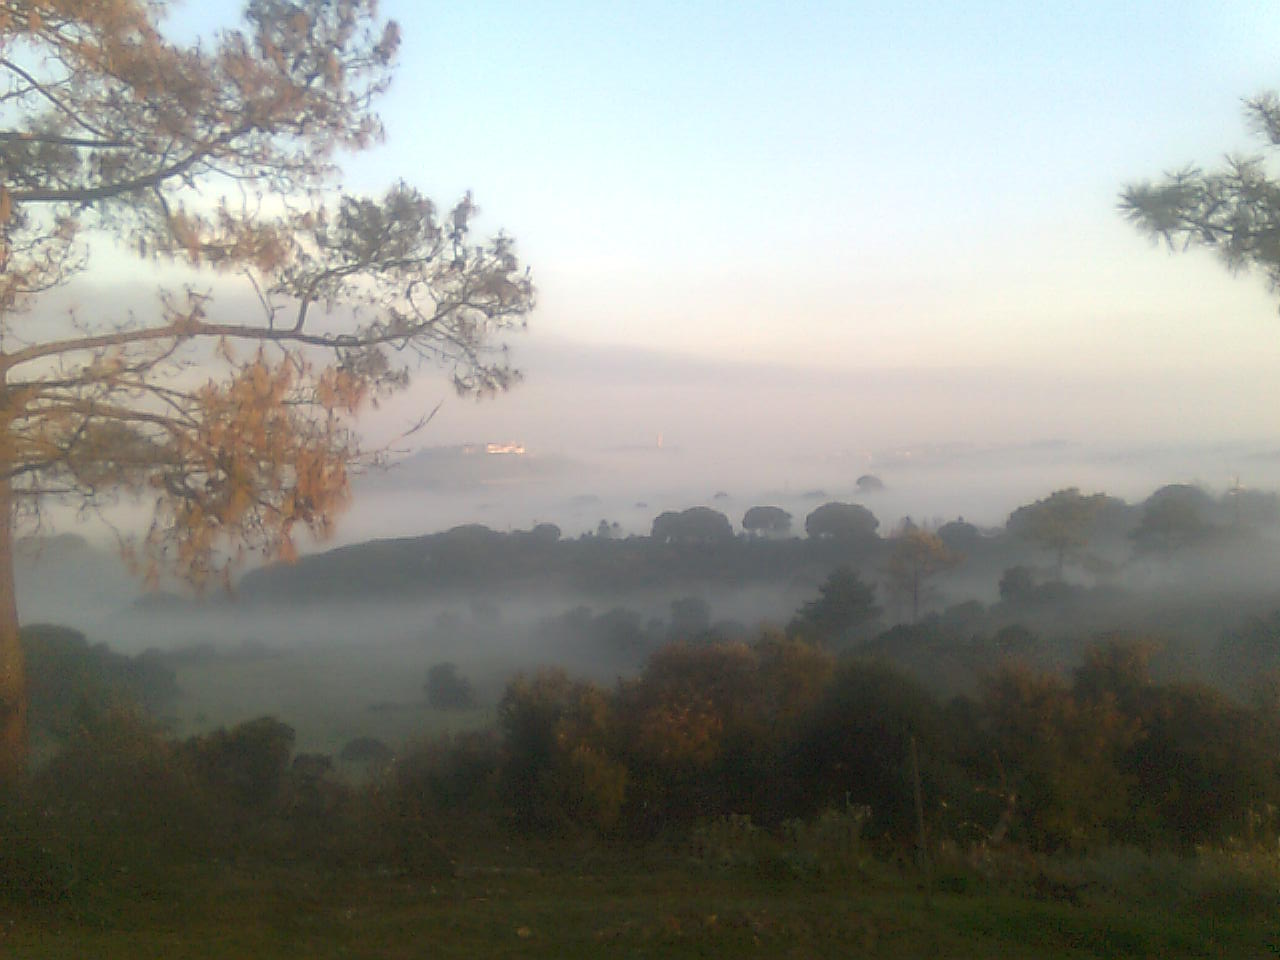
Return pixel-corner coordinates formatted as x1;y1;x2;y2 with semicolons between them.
486;632;1280;852
0;0;535;781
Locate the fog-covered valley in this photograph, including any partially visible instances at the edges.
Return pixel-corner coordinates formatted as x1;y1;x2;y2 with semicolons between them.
11;2;1280;953
21;441;1280;759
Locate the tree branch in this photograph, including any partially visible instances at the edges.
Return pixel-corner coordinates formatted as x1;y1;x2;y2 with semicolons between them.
0;57;112;140
9;141;219;204
0;131;129;148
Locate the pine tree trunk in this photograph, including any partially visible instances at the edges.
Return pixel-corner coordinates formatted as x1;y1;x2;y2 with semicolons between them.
0;475;26;787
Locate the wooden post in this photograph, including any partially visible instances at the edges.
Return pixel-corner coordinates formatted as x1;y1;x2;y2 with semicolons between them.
910;734;931;902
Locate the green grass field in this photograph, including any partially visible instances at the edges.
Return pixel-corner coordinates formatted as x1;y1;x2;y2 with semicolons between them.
5;850;1276;959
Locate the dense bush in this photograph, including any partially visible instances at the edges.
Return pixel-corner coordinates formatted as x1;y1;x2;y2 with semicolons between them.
983;663;1138;850
790;660;951;840
439;633;1280;851
23;624;178;742
4;709;207;903
498;669;627;832
613;637;837;830
9;626;1280;910
181;716;296;814
1119;681;1280;848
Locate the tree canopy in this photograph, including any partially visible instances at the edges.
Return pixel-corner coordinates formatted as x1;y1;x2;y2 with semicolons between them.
788;566;880;646
650;507;733;545
742;505;791;538
803;501;879;542
1006;488;1113;578
0;0;534;783
1131;484;1215;556
884;529;957;623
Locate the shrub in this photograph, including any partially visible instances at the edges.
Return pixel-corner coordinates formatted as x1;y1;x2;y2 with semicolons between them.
181;716;296;813
615;637;835;829
390;731;504;818
1122;682;1280;848
690;804;872;879
425;662;477;710
983;663;1138;850
22;624;178;743
619;642;758;770
498;669;626;832
9;708;206;901
781;802;873;877
790;660;947;842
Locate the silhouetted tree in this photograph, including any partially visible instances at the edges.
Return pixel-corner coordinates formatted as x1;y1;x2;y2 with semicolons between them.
1007;488;1112;578
1222;486;1280;530
998;565;1037;605
936;518;981;553
884;530;958;623
856;474;885;493
804;502;880;542
22;625;177;737
650;507;734;544
792;661;944;840
529;522;562;544
789;567;881;646
1131;484;1216;555
742;505;792;538
183;717;296;812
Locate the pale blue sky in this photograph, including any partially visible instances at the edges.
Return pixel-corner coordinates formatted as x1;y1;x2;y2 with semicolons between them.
379;2;1280;366
153;2;1280;463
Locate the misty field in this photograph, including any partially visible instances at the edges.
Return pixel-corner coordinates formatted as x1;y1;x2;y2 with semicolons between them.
163;645;498;757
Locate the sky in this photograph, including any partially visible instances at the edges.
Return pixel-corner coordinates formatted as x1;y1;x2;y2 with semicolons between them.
359;0;1280;365
92;2;1280;530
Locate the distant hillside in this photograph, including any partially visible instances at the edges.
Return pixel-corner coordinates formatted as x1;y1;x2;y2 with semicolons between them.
234;524;881;604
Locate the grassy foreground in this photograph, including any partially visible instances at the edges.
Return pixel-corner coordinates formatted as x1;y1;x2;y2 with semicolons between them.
4;851;1275;959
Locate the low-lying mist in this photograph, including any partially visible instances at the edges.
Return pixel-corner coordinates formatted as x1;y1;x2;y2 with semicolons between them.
18;463;1280;758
